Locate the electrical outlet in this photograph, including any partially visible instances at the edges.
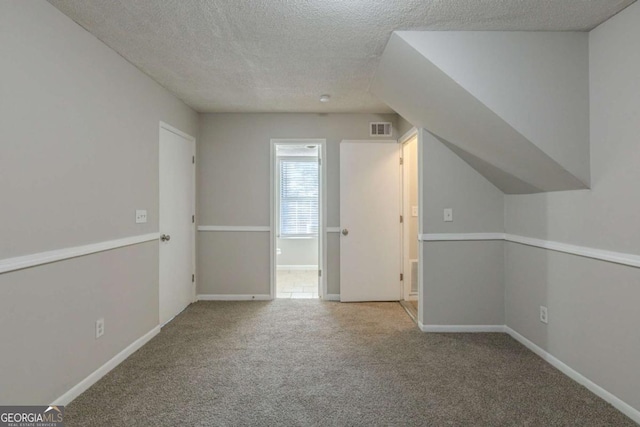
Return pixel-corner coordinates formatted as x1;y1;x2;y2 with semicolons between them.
276;248;282;255
411;206;418;217
96;318;105;339
443;208;453;222
135;210;147;224
540;306;548;324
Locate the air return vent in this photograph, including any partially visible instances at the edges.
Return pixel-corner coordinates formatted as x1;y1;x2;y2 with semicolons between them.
370;122;392;137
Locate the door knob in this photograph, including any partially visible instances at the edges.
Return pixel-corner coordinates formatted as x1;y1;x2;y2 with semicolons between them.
160;234;171;242
341;229;349;236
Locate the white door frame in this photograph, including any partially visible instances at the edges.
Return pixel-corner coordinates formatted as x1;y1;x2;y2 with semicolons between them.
159;121;197;312
270;139;327;300
401;133;419;301
398;127;422;323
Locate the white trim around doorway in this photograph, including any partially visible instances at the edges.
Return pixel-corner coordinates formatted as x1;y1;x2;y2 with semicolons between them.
270;139;327;300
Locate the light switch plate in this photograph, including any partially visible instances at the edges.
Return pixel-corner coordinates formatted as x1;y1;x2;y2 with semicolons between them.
443;208;453;222
136;210;148;224
411;206;418;217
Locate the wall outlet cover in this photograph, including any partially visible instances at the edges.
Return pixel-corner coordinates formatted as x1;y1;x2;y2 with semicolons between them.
96;318;105;338
540;306;548;324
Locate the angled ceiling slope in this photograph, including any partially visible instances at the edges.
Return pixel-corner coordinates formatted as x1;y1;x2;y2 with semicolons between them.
372;32;591;194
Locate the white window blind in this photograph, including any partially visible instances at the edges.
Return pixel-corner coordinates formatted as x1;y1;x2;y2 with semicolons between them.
279;158;318;237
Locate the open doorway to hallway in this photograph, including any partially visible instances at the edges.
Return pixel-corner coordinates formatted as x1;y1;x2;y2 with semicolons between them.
400;133;419;321
271;141;325;299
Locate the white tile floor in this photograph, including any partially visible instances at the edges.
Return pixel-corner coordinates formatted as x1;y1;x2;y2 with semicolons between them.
276;269;319;299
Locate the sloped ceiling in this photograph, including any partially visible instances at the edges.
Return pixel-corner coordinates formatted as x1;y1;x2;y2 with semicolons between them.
371;33;590;193
48;0;634;113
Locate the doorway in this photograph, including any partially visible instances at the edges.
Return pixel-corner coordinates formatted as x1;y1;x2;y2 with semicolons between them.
400;134;419;320
270;140;326;299
159;122;196;325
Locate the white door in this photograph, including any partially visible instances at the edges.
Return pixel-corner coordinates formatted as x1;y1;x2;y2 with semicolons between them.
159;124;195;325
340;140;401;302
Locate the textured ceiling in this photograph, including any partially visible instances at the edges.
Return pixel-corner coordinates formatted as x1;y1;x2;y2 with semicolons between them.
48;0;634;113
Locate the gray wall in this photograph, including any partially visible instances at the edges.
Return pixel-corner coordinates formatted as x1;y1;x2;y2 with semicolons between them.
372;32;589;193
421;130;505;326
400;31;590;185
504;2;640;412
197;113;399;296
0;1;197;404
397;116;414;138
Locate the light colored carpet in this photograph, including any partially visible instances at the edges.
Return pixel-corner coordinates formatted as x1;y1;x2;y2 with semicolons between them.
65;301;635;426
399;299;418;322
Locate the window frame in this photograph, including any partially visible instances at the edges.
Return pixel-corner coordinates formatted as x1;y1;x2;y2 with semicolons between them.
277;155;319;239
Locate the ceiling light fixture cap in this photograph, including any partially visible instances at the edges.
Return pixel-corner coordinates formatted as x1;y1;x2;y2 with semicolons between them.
320;94;331;103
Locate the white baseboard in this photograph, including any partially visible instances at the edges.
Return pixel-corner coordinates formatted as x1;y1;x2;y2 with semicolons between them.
416;323;639;422
324;294;340;301
197;294;272;301
276;265;318;271
51;326;160;406
418;323;506;333
505;327;640;424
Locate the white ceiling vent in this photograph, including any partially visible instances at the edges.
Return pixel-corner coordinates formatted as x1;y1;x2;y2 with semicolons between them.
370;122;392;137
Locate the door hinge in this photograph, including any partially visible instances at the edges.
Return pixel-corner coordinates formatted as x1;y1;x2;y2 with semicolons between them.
400;215;403;223
192;156;195;164
400;157;403;165
192;274;195;283
400;273;404;281
318;269;322;277
192;215;195;223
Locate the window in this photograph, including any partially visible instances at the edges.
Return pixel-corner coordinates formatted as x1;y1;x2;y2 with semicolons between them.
279;158;318;237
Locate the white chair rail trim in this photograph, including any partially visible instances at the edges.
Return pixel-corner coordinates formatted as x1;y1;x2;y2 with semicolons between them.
419;233;505;241
198;226;343;233
0;233;160;275
198;226;271;232
419;232;640;269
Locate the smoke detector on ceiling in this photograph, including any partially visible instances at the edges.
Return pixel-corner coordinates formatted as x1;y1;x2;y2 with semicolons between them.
370;122;392;137
320;94;331;103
